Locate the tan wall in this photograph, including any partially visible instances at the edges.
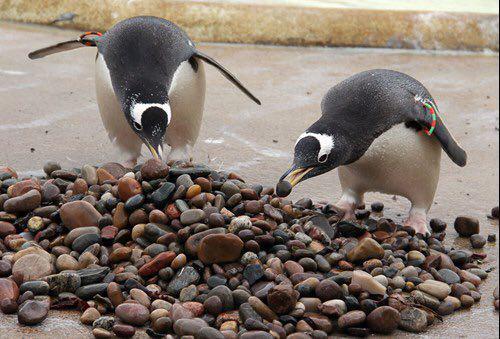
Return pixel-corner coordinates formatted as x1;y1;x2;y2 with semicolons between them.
0;0;498;51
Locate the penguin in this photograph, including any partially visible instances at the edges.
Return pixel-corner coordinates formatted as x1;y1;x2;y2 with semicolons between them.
280;69;467;235
28;16;261;167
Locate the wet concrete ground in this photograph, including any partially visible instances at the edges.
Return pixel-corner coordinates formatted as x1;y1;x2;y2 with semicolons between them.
0;22;498;338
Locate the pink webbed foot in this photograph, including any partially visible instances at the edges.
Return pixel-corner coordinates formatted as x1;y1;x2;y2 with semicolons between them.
336;201;357;221
405;210;430;235
122;158;138;170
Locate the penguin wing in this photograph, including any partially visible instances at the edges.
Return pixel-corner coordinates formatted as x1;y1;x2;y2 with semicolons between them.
410;98;467;167
28;40;86;60
194;51;261;105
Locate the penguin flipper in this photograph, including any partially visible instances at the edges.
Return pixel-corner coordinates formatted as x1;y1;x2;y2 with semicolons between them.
412;100;467;167
194;51;261;105
28;40;85;60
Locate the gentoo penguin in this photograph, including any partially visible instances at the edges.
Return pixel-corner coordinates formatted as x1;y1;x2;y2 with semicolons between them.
29;16;261;167
280;69;467;235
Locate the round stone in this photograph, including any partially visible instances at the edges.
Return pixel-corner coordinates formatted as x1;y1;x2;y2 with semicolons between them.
204;296;223;315
351;270;387;295
12;254;52;283
338;310;366;329
454;216;480;237
43;161;61;176
81;307;101;325
430;218;447;233
197;327;225;339
198;234;244;264
82;165;98;185
4;190;41;213
470;234;487;249
0;278;19;301
347;238;385;262
173;318;209;336
315;279;344;301
267;284;298;315
60;201;102;229
113;324;136;338
367;306;401;334
0;298;18;314
438;269;461;285
93;316;115;331
0;221;16;238
140;159;169;180
417;280;451;300
115;303;150;326
167;266;200;297
0;261;11;279
491;206;499;219
276;181;292;198
399;307;428;333
180;209;206;225
72;233;101;253
118;177;142;201
17;300;49;325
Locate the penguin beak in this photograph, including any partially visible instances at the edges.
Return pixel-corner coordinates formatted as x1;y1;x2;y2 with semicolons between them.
147;142;163;160
280;166;314;187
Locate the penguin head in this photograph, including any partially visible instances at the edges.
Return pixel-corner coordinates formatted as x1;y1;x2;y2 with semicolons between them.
280;130;347;187
127;100;171;160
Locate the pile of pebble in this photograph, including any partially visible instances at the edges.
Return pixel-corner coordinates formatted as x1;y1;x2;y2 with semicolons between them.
0;161;497;338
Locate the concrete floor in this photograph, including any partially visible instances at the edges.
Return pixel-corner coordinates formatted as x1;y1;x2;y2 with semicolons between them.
0;22;498;338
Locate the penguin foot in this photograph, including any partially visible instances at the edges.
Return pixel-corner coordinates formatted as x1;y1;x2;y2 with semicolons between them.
167;160;194;168
336;202;357;221
337;192;363;221
404;213;430;235
122;158;138;169
167;145;194;165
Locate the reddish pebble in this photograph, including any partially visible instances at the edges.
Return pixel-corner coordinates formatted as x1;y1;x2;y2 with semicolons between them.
101;226;118;242
166;204;181;219
118;177;142;201
149;209;169;224
0;298;18;314
0;222;16;238
9;179;41;198
0;278;19;301
113;324;136;337
138;251;176;276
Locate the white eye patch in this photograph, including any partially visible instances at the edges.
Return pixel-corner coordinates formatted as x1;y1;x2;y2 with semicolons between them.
130;102;172;128
296;132;335;162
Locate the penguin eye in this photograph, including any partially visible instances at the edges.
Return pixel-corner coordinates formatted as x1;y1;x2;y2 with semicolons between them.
133;122;143;131
318;154;328;163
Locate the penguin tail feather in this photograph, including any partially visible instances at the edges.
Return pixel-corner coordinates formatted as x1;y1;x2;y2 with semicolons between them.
409;91;467;167
433;115;468;167
194;51;261;105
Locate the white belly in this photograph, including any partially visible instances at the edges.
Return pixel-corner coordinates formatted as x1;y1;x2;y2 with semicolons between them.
95;53;143;158
338;123;442;209
94;55;206;161
166;59;206;161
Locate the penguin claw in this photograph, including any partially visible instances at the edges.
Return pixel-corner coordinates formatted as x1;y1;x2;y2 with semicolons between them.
334;203;356;221
122;159;138;169
167;160;194;168
404;218;430;236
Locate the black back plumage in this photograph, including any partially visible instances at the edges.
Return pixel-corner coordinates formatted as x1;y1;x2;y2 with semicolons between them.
311;69;467;167
98;16;195;107
28;16;261;106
